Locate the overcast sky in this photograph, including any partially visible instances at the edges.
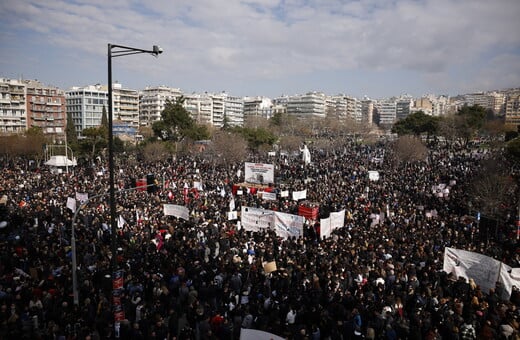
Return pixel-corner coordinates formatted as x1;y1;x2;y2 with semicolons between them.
1;0;519;99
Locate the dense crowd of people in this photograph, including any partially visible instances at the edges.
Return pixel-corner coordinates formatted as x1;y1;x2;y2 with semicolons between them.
0;139;519;339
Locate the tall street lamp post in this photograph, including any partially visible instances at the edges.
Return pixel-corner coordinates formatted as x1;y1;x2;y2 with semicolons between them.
107;43;162;337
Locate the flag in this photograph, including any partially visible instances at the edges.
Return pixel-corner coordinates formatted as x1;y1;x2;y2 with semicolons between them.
66;197;77;212
117;215;126;229
220;187;226;197
229;195;236;212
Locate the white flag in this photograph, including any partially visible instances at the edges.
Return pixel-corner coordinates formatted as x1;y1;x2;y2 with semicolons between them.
229;195;236;212
66;197;76;212
118;215;126;229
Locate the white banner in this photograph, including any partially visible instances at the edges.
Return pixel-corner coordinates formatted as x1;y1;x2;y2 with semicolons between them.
163;204;190;220
75;192;88;203
274;211;304;239
240;206;273;232
280;190;289;198
320;217;331;239
193;181;203;190
227;211;238;221
330;209;345;231
260;191;277;201
240;328;285;340
368;170;380;181
244;162;275;185
498;265;520;300
66;197;76;212
292;189;307;201
443;247;501;295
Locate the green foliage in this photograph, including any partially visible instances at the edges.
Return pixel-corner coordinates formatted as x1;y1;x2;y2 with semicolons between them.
230;126;277;150
66;112;78;145
270;112;284;127
506;137;520;165
152;98;198;141
79;126;107;157
184;124;211;141
458;104;487;130
392;111;439;136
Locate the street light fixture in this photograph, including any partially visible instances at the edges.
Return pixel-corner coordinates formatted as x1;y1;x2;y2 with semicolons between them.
107;43;162;336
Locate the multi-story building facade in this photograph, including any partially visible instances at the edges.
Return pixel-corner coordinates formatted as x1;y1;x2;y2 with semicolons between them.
65;85;108;136
286;92;326;118
25;80;66;140
327;95;348;118
184;93;214;125
374;99;397;126
112;83;139;128
396;97;413;121
243;96;273;120
222;93;244;127
139;86;183;126
346;96;362;122
0;78;27;134
505;91;520;128
210;93;225;128
464;92;495;111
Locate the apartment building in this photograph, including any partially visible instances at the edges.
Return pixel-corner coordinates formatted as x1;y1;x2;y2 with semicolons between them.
0;78;26;134
65;85;108;136
139;86;183;126
286;92;326;118
327;95;348;118
505;91;520;128
374;99;397;126
112;83;139;128
25;80;66;140
396;97;413;121
243;96;273;120
346;96;362;122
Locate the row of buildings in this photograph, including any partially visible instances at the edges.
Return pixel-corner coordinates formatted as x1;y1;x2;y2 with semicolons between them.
1;77;519;141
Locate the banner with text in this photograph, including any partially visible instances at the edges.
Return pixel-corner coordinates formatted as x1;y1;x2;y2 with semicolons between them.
292;189;307;201
274;211;304;239
244;162;275;185
240;206;274;232
443;247;502;296
163;204;190;221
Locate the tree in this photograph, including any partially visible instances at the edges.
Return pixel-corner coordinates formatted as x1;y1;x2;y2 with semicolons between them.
24;127;47;159
391;111;439;137
245;115;270;129
506;137;520;165
452;104;487;145
205;131;248;165
141;141;170;163
230;126;277;151
66;112;78;146
390;135;428;164
80;127;107;158
468;155;516;237
152;98;196;142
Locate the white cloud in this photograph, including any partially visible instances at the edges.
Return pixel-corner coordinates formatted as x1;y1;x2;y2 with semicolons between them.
0;0;519;97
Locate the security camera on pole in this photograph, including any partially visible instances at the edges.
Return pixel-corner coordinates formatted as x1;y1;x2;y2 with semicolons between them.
107;43;162;338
